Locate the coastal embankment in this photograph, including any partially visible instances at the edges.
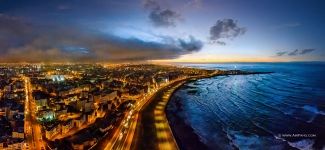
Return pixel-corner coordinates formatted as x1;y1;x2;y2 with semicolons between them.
131;69;272;150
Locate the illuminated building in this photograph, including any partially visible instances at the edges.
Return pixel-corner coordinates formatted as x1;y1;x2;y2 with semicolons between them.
51;75;65;82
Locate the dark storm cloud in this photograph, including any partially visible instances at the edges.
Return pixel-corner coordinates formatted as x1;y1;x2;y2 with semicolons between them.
0;14;35;51
209;19;246;44
178;36;203;52
143;0;181;27
276;49;316;57
0;14;202;63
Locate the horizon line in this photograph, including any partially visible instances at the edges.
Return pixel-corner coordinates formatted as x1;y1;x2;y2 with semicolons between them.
0;60;324;65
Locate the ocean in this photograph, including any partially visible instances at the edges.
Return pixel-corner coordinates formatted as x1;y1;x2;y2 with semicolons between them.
166;62;325;150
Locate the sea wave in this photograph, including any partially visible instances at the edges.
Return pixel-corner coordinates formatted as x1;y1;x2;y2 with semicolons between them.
167;63;325;150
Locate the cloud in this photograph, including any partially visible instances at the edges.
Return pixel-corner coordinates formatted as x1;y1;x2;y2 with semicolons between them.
178;36;203;52
143;0;181;27
143;0;160;10
276;51;287;56
0;14;203;63
300;48;315;55
215;41;226;45
0;14;35;51
288;49;299;56
149;9;181;27
276;49;316;57
208;40;226;45
209;19;246;44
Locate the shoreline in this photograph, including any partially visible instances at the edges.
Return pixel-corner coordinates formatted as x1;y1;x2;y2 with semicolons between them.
165;70;273;150
165;75;216;150
129;69;272;150
166;87;209;150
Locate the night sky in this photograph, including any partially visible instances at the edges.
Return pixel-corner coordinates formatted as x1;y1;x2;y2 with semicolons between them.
0;0;325;63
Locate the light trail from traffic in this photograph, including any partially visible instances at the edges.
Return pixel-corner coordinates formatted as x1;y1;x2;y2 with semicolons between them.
103;71;220;150
104;77;192;150
24;76;46;150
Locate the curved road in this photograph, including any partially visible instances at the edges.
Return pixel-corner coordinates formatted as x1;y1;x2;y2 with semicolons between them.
130;80;186;150
102;71;221;150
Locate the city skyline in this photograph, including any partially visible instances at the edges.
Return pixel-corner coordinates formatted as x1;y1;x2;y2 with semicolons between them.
1;1;325;149
1;0;324;63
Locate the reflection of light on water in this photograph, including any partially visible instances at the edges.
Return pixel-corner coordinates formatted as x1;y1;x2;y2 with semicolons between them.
234;65;237;69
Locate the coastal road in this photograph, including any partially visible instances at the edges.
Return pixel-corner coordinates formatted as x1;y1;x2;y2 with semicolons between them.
103;78;187;150
103;71;220;150
130;80;185;150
